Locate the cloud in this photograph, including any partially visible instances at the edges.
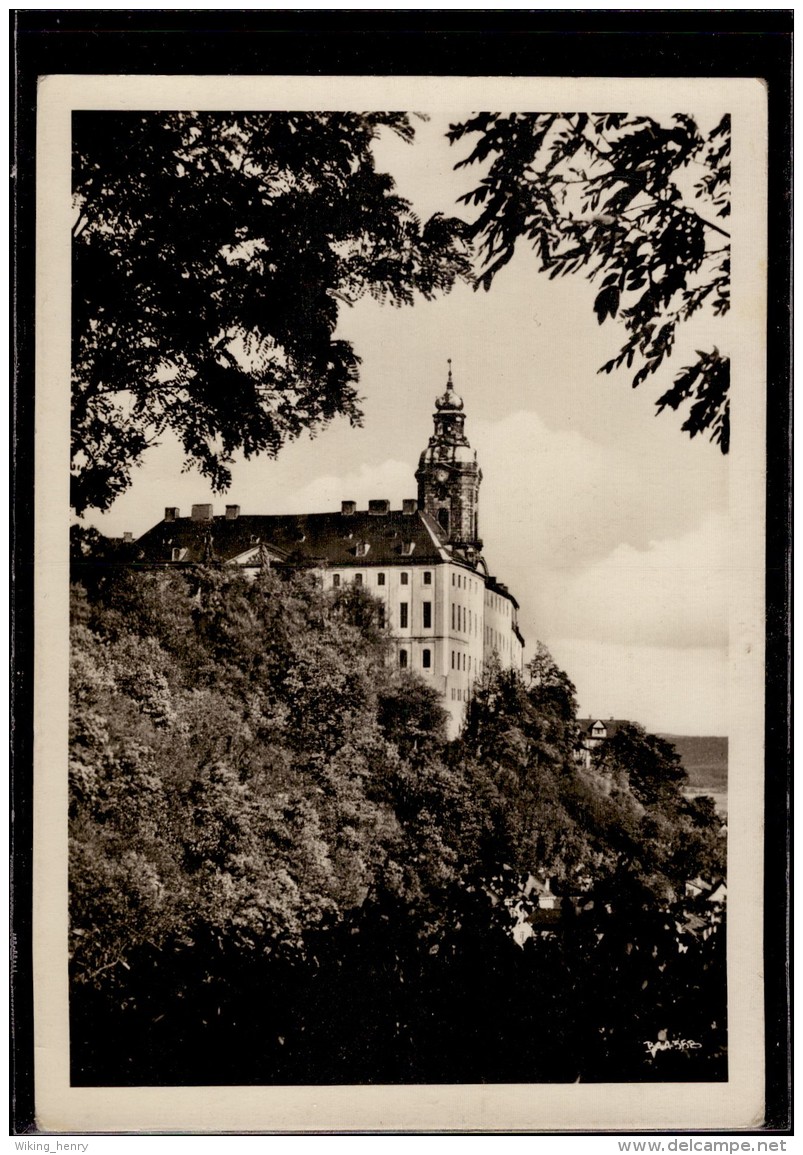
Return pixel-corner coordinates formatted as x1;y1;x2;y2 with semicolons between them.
472;409;726;571
462;411;729;652
542;512;730;649
269;459;416;513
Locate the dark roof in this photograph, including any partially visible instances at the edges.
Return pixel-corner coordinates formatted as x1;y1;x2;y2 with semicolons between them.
576;718;632;738
135;509;451;568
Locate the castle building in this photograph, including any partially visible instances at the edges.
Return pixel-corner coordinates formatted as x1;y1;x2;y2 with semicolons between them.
135;365;525;734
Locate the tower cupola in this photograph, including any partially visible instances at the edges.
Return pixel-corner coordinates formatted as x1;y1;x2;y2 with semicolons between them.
415;361;482;554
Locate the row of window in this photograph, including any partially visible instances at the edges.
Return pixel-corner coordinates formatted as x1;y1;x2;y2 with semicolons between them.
451;650;477;674
398;650;484;681
399;648;431;670
396;601;431;629
487;591;509;615
451;603;478;635
451;571;477;593
450;688;470;702
332;571;432;587
354;541;416;557
485;626;509;651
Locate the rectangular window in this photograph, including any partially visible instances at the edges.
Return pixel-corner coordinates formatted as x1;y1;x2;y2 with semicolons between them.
399;649;408;669
400;572;409;585
332;573;341;587
451;604;455;630
423;571;432;585
452;573;455;586
354;573;363;586
377;572;386;586
422;648;431;669
400;602;408;629
451;650;455;669
378;604;385;628
423;601;432;629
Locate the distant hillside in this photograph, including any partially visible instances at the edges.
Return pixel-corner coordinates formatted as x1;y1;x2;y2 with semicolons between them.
659;735;728;790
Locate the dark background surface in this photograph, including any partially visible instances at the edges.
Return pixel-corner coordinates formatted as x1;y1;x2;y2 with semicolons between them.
11;10;792;1134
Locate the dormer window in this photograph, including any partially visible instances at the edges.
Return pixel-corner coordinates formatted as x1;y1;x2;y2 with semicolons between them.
354;541;370;557
171;547;187;562
400;542;415;556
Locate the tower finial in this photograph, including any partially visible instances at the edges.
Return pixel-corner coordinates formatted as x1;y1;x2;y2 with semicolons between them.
434;358;464;411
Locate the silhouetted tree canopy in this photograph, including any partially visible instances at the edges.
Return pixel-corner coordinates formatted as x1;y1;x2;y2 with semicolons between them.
72;112;472;514
449;112;731;451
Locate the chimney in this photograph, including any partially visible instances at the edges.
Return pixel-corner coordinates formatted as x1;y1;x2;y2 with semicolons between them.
122;531;133;543
402;498;418;515
368;499;390;516
191;503;213;521
225;504;240;520
341;500;357;516
164;507;179;522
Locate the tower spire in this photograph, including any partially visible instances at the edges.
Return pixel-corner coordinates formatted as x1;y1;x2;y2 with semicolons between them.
415;363;482;553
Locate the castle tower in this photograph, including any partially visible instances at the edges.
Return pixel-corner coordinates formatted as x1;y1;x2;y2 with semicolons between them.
415;361;483;555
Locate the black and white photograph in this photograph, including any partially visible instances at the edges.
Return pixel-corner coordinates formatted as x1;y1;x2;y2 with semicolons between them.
26;62;777;1133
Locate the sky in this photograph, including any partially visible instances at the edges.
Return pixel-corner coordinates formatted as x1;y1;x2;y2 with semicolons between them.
83;112;731;735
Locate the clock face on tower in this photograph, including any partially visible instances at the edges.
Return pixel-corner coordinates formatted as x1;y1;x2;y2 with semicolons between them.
435;467;449;483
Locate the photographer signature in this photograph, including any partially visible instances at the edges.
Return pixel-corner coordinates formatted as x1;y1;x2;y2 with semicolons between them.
643;1038;702;1058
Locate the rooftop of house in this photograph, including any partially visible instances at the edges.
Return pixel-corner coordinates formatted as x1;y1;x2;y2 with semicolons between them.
576;718;632;739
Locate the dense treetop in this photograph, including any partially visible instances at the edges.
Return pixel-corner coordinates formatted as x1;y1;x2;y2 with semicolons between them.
449;112;731;451
69;554;726;1083
72;112;471;514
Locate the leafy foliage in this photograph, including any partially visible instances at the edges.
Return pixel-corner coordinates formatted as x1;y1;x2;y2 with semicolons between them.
448;112;731;450
72;112;472;514
69;559;725;1084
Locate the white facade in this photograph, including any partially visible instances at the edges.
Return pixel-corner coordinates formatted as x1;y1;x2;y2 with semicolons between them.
320;557;524;736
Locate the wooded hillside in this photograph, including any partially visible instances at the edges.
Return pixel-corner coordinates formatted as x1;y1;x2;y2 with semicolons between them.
69;550;727;1085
